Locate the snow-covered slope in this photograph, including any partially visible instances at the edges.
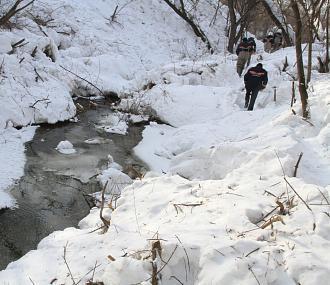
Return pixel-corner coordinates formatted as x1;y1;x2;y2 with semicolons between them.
0;0;329;284
0;0;221;208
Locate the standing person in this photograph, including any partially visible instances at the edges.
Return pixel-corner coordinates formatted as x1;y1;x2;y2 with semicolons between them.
247;37;256;66
244;63;268;111
263;33;274;53
236;38;251;77
273;32;283;51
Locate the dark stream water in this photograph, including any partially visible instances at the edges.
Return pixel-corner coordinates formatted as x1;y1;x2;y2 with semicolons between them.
0;98;147;270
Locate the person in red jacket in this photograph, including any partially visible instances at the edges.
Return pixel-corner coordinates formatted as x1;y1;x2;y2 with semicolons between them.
247;37;256;66
244;63;268;111
273;32;283;51
263;33;274;53
236;38;251;77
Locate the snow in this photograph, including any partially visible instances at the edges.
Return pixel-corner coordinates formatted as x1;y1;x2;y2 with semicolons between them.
55;140;76;154
0;0;329;284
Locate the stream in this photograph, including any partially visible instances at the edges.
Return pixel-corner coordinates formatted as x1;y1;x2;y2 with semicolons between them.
0;98;148;270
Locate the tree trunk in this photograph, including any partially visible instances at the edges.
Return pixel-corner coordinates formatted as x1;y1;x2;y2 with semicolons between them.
227;0;239;53
162;0;213;53
291;0;309;118
307;36;312;86
226;0;252;53
326;2;330;72
260;0;293;46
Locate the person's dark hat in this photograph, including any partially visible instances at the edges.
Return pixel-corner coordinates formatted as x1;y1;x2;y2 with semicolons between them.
257;63;263;68
243;38;248;42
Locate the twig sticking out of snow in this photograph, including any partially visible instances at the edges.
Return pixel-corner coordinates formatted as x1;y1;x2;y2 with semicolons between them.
60;65;105;96
63;243;76;285
275;199;285;214
260;214;286;229
317;188;330;205
284;177;312;211
100;181;110;228
248;264;260;285
293;152;303;177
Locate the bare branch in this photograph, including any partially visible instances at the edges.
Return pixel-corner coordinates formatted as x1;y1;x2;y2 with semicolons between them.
63;243;76;285
293;152;303;177
162;0;213;52
284;177;312;211
100;181;110;228
59;65;105;96
0;0;35;27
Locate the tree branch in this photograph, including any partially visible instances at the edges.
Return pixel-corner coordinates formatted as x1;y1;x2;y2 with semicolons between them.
162;0;213;52
0;0;35;27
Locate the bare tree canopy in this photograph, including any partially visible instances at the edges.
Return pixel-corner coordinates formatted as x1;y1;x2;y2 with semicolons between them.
0;0;35;27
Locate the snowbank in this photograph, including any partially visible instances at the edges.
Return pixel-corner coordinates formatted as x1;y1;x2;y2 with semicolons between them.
0;0;329;284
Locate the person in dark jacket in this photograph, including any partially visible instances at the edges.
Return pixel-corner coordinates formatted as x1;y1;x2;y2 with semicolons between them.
244;63;268;111
263;33;274;53
236;38;251;77
273;32;283;51
247;37;256;66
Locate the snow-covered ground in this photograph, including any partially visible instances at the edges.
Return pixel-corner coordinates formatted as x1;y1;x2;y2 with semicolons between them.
0;0;329;284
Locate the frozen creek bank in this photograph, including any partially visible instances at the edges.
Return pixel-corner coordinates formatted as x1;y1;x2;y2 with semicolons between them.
0;99;147;270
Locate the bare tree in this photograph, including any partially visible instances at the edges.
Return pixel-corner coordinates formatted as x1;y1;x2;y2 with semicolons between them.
260;0;294;46
297;0;327;84
0;0;35;27
162;0;213;52
226;0;258;53
290;0;309;118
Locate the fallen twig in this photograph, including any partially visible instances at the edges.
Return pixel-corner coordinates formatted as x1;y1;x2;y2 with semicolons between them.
274;149;285;176
108;177;119;211
245;247;260;257
171;276;184;284
12;38;26;48
76;261;102;285
132;184;141;235
111;5;118;21
248;264;260;285
254;206;279;224
30;97;50;108
317;188;330;205
175;234;190;279
302;118;314;127
34;67;44;82
263;190;277;197
155;245;178;277
284;177;312;211
173;203;203;207
88;224;108;234
323;212;330;218
31;46;37;57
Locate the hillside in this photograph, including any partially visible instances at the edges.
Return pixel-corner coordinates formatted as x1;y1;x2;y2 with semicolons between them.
0;0;329;284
